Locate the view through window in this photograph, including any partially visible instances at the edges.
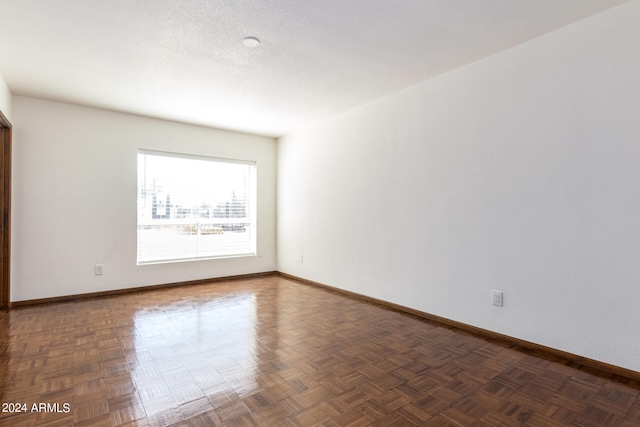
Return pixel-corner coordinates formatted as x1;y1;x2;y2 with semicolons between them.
137;150;256;264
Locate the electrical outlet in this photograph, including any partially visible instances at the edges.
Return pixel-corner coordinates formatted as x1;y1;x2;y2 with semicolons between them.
95;264;104;276
299;253;304;263
492;290;503;307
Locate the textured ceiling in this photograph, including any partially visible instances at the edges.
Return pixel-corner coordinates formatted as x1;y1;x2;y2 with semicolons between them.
0;0;630;137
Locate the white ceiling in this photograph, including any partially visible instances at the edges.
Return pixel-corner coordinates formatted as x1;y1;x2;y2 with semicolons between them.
0;0;630;137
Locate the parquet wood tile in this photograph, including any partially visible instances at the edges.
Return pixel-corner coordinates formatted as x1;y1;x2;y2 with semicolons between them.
1;275;639;426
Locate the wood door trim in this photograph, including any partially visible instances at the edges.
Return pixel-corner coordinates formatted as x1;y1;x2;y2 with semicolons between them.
0;110;11;310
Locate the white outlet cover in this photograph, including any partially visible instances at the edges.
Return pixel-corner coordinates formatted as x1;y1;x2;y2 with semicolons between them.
492;290;503;307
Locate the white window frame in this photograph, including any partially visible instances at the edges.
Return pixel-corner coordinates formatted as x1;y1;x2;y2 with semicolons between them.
137;149;257;264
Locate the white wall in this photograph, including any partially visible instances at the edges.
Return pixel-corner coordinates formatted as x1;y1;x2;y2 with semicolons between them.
12;96;277;301
277;2;640;372
0;72;11;122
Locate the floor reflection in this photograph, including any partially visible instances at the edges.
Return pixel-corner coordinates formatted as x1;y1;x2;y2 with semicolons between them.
130;291;261;422
0;279;282;425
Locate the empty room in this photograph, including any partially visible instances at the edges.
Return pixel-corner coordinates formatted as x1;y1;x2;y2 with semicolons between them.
1;1;639;426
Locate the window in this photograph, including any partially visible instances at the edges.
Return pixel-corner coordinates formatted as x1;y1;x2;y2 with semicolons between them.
137;150;256;264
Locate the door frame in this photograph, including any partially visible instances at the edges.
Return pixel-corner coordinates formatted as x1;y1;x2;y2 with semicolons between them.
0;110;11;310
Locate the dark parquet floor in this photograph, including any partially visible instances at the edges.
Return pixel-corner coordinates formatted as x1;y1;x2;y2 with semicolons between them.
0;275;639;426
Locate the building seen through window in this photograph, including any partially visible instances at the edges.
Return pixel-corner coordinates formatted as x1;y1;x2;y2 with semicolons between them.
137;150;256;264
